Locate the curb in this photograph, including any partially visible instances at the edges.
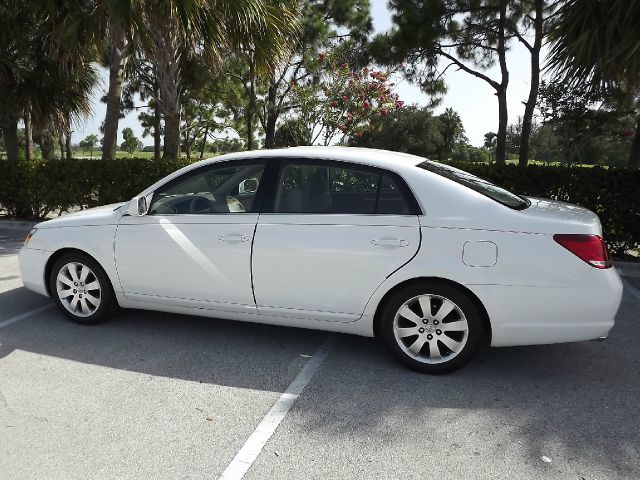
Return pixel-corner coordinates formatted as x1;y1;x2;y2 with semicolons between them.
0;219;38;232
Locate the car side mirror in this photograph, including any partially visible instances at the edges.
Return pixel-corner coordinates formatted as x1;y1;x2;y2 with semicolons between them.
127;196;149;216
239;178;259;194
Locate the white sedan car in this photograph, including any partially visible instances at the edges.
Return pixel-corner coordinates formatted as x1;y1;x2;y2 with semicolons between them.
19;147;623;373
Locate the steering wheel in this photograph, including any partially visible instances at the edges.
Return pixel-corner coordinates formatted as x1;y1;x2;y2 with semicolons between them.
188;195;212;214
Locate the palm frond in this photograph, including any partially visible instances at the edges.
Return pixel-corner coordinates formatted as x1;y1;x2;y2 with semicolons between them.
546;0;640;92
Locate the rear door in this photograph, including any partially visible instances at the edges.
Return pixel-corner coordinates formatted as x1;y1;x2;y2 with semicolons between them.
252;159;421;322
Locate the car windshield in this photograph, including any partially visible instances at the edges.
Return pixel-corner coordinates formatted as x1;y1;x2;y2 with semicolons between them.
417;161;530;210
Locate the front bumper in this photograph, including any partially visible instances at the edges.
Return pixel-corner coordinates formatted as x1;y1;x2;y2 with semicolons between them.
19;247;52;297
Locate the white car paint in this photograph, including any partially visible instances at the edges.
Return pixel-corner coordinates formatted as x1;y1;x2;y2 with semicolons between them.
252;213;420;322
116;213;258;312
19;146;623;347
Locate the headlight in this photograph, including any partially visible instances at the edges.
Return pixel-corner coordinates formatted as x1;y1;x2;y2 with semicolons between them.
24;228;37;247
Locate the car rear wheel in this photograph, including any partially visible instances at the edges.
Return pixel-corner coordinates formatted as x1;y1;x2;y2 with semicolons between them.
379;281;484;373
49;253;114;325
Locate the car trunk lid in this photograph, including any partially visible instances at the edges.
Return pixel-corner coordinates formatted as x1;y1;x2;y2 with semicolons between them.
516;197;602;235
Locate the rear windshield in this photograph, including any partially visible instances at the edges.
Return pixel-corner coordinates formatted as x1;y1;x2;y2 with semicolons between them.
417;161;530;210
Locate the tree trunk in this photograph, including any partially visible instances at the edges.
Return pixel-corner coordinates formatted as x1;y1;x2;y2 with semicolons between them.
2;121;30;217
184;126;191;161
518;0;544;168
245;111;254;150
40;129;55;160
245;57;256;150
629;115;640;168
2;123;20;162
495;87;508;165
24;107;33;161
150;14;182;160
494;1;509;166
102;20;128;161
65;131;72;160
153;102;161;160
264;81;278;149
163;108;180;159
58;133;65;159
200;125;208;159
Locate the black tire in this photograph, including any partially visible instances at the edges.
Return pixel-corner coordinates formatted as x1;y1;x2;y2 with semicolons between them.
379;281;484;374
49;252;115;325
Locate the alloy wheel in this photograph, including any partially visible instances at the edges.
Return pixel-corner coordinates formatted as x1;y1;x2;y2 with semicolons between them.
393;294;469;364
55;262;102;318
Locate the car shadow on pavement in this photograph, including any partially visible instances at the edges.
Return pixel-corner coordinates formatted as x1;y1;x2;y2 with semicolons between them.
1;286;638;477
0;286;326;393
276;289;640;478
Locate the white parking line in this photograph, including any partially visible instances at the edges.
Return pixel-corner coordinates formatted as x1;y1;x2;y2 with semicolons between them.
623;278;640;303
219;335;336;480
0;304;53;329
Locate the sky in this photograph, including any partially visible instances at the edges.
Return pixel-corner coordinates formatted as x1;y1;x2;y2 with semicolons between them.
72;0;550;147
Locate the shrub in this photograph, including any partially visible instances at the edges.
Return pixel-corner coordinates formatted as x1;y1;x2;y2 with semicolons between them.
0;157;192;218
0;157;638;257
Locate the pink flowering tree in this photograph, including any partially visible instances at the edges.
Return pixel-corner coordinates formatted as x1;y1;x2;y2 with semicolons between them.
290;56;404;145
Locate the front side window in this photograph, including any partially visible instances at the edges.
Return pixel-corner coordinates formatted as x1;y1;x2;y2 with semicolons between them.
417;161;530;210
149;161;266;214
274;162;414;214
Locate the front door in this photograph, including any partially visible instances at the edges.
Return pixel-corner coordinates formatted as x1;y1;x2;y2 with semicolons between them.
252;159;421;322
115;159;267;313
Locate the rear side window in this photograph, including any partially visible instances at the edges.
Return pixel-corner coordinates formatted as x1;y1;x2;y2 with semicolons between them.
418;161;530;210
378;175;411;214
274;162;415;215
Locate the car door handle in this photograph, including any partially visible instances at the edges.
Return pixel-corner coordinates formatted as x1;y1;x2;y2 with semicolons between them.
370;238;409;247
219;234;250;243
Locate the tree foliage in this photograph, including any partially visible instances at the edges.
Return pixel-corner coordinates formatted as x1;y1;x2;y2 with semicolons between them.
349;105;466;160
291;59;403;145
120;127;142;154
79;134;99;158
372;0;511;164
547;0;640;167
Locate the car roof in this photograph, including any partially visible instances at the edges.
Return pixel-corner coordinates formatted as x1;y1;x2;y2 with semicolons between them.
207;146;426;172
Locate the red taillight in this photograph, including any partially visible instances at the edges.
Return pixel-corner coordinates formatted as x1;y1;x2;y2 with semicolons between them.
553;234;612;269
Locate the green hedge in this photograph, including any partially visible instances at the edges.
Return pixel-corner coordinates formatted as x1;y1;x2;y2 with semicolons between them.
0;157;192;219
0;157;638;256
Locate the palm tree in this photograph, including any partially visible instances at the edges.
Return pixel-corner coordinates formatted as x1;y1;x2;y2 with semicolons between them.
547;0;640;167
94;1;144;160
0;1;97;163
141;0;301;159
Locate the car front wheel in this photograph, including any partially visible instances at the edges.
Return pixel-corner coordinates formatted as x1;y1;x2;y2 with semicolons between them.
49;253;114;325
379;282;484;373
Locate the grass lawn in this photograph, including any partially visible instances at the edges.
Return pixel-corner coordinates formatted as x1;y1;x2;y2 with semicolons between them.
503;158;601;168
74;150;155;159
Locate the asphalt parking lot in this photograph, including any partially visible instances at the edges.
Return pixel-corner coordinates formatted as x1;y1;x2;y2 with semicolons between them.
1;227;639;480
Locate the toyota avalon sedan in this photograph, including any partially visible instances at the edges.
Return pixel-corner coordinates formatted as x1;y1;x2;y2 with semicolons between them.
19;147;623;373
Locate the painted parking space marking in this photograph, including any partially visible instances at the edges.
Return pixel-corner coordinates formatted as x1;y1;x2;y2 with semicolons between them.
0;304;53;329
219;335;336;480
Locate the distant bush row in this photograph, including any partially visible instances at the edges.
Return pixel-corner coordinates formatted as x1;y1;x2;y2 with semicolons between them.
0;157;638;256
0;157;191;219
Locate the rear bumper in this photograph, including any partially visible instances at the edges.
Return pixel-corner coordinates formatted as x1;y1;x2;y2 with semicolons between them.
469;268;623;347
19;247;51;297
